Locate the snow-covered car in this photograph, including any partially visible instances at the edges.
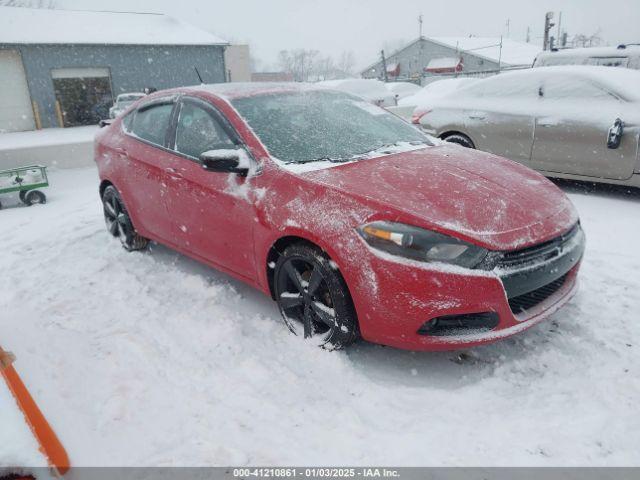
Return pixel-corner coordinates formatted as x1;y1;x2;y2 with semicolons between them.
95;83;584;351
533;45;640;70
384;81;421;101
108;92;146;119
317;79;396;106
416;66;640;188
387;77;478;121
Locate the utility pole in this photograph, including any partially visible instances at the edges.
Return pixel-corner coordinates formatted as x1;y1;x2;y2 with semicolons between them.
526;26;531;43
543;12;555;51
556;11;562;45
418;14;423;38
498;36;503;71
505;18;510;38
380;50;389;82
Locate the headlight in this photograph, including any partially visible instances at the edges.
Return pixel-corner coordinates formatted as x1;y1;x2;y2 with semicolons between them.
358;221;488;268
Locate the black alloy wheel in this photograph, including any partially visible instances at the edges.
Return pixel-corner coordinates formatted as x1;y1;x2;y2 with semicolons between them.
274;243;358;349
102;185;149;251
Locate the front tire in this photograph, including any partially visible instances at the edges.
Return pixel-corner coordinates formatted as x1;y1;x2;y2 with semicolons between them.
102;185;149;251
274;243;358;349
443;133;475;149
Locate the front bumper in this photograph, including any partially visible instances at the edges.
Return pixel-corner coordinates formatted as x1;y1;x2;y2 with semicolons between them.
350;225;585;351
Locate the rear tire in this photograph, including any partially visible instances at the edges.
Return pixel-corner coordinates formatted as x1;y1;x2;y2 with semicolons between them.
443;133;475;149
24;190;46;206
102;185;149;251
274;243;358;350
19;190;27;203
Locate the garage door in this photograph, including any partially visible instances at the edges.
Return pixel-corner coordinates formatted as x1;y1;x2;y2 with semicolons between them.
52;67;113;127
0;50;35;132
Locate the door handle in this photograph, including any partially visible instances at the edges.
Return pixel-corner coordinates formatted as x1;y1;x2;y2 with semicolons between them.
537;117;559;127
468;112;486;120
113;147;127;155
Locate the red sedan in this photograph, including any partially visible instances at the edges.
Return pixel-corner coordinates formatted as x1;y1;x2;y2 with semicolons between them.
94;83;585;351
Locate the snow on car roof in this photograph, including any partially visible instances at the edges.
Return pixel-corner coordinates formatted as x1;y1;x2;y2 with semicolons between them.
0;6;228;46
428;37;542;66
491;65;640;101
536;45;640;60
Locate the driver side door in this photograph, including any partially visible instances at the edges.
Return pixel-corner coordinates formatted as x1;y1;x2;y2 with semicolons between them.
163;96;258;280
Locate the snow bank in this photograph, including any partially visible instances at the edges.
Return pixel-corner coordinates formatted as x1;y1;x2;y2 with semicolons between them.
0;126;97;151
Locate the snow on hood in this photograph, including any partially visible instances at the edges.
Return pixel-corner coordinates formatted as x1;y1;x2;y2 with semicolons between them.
295;144;578;251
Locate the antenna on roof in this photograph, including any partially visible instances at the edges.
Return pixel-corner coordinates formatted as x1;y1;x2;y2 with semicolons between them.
194;67;204;85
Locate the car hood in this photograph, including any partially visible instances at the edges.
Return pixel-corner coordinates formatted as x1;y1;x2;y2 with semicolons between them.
301;144;579;251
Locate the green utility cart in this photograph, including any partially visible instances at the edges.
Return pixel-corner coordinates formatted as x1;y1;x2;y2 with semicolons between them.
0;165;49;210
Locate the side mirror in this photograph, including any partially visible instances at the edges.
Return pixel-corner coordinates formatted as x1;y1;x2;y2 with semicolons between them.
200;148;249;176
607;118;624;149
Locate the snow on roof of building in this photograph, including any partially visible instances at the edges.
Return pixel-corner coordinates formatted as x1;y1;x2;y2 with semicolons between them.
0;6;228;46
425;57;461;70
427;37;541;66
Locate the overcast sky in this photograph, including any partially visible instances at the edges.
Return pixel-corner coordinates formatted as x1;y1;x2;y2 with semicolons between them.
55;0;640;70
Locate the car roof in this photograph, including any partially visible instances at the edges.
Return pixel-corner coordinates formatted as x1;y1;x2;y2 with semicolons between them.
182;82;326;100
474;66;640;101
536;45;640;60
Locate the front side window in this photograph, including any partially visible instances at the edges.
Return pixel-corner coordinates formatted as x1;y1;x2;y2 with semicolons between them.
174;101;235;159
231;90;428;163
131;103;174;146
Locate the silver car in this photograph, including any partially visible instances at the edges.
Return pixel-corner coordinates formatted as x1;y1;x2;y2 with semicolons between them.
417;66;640;188
109;92;146;119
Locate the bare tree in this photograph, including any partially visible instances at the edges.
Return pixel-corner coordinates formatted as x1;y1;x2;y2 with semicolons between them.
336;51;356;77
0;0;56;7
277;49;357;81
571;29;604;48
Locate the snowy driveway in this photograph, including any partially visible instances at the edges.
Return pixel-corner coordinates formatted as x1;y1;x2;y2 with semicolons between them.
1;167;639;466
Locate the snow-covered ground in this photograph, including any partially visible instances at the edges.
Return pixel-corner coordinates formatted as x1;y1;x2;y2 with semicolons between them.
0;167;639;466
0;378;48;469
0;126;97;151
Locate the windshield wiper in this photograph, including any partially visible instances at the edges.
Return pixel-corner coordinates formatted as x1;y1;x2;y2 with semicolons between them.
286;156;353;165
285;140;432;165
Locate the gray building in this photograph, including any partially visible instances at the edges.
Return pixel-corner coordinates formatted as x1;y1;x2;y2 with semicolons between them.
0;7;228;132
361;36;541;84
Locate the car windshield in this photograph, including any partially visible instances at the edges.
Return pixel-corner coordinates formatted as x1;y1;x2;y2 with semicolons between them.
231;90;429;163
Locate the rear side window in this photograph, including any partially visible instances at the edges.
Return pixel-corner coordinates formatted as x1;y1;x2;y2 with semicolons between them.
174;101;235;159
543;77;614;100
131;103;174;146
464;75;540;98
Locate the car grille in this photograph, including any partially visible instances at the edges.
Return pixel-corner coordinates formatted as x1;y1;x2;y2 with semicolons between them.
498;224;580;270
508;272;569;314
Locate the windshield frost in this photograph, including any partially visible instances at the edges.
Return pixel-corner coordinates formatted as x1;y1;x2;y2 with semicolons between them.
231;90;429;163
